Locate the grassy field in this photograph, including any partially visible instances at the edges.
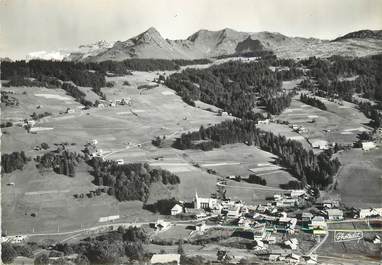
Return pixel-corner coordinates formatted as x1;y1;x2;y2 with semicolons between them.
335;148;382;208
1;71;233;235
276;93;371;147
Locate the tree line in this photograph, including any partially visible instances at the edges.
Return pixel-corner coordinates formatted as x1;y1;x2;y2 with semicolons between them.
173;119;340;188
300;94;327;110
89;158;180;202
1;151;30;173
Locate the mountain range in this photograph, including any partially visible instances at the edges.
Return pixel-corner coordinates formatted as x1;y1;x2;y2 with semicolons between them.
27;28;382;62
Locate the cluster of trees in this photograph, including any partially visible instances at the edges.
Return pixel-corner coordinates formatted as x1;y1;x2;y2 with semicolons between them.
248;174;267;185
40;226;148;265
1;151;30;173
300;55;382;101
143;198;180;215
89;159;180;202
61;82;93;106
2;60;106;90
36;150;81;177
31;111;52;120
165;60;296;118
174;119;340;188
1;91;19;106
357;101;382;129
300;94;327;110
260;93;293;114
1;243;33;264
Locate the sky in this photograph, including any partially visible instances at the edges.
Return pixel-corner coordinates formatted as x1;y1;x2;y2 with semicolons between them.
0;0;381;59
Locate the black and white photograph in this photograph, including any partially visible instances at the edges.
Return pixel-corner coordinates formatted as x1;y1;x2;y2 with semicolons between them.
0;0;381;264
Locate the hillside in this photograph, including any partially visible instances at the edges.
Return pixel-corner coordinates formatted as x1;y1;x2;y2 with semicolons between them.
62;27;382;62
333;29;382;41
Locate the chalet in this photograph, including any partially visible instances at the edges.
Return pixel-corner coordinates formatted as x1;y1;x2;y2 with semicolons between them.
311;139;329;150
257;119;270;125
170;204;183;215
116;159;124;165
150;254;180;265
359;208;382;218
322;199;340;209
289;190;306;198
309;216;327;234
362;141;376;151
151;220;171;232
326;209;344;220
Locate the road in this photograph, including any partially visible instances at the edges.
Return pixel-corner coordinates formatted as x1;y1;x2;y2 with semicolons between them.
307;232;329;255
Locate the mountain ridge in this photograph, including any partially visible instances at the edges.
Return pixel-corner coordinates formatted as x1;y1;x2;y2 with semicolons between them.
26;27;382;61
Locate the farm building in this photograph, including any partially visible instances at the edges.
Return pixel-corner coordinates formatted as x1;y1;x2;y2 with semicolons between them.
359;208;382;218
326;209;344;220
150;254;180;265
362;141;376;151
170;204;183;215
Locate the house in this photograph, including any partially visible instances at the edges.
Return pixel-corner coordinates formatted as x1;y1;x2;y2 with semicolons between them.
312;139;329;150
150;254;180;265
373;235;381;244
171;204;183;216
322;199;340;209
151;220;171;232
302;212;314;223
359;208;382;218
194;222;207;232
26;120;36;127
116;159;124;165
225;205;241;218
289;190;306;198
194;192;219;210
286;253;301;263
89;139;98;145
362;141;376;151
257;119;270;125
326;209;344;220
275;198;297;208
283;238;299;250
66;108;75;114
309;216;327;234
278;216;297;233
